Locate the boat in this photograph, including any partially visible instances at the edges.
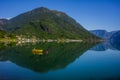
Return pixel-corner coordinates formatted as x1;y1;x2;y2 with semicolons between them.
32;48;43;55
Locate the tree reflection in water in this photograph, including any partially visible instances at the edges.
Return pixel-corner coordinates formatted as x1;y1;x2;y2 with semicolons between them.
0;42;97;73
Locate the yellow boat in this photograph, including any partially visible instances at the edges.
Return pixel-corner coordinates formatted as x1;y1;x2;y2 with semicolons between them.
32;48;43;55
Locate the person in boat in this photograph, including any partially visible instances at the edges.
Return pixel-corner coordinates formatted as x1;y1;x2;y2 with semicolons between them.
45;50;49;55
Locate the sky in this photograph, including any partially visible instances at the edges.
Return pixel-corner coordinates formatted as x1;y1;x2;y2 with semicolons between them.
0;0;120;31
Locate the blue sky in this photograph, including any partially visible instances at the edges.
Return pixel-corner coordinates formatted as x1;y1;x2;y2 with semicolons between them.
0;0;120;31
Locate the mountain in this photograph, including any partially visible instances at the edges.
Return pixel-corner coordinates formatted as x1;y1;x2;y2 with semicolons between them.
110;31;120;44
90;30;120;45
3;7;98;40
90;30;120;39
90;30;107;39
0;19;8;30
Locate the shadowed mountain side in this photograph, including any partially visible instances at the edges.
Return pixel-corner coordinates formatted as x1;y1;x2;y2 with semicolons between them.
0;42;96;72
90;41;120;51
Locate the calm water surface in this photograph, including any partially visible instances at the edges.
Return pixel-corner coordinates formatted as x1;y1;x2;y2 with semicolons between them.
0;41;120;80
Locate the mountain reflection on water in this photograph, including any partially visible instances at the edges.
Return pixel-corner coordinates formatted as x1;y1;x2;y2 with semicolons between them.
0;42;96;73
90;40;120;51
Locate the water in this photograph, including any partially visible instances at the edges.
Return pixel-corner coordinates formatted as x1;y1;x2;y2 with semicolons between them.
0;41;120;80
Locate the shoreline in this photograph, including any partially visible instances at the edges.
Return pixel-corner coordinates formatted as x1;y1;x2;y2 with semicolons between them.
0;38;103;43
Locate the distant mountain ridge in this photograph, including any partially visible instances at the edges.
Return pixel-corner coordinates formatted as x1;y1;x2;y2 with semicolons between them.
90;30;120;39
90;29;120;44
1;7;99;40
